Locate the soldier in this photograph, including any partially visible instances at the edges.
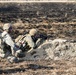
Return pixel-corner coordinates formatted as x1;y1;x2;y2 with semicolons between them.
0;23;22;63
16;28;47;52
29;29;47;48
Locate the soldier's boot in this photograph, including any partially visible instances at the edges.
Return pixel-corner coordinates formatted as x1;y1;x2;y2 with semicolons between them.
7;56;19;63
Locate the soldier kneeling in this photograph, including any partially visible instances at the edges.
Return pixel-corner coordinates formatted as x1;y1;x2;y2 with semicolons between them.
0;23;23;63
16;28;47;53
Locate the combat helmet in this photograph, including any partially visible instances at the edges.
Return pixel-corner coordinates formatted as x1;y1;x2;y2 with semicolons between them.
29;29;37;36
3;23;12;30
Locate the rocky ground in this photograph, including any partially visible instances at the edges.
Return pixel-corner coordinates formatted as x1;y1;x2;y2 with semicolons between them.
0;3;76;75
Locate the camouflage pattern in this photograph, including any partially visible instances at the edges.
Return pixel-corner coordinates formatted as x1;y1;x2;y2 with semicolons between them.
24;34;36;48
18;34;36;52
15;30;47;52
0;30;23;60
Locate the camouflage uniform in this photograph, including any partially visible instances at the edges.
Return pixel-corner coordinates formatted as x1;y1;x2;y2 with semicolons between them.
0;23;22;63
1;31;21;57
16;29;47;52
16;34;36;52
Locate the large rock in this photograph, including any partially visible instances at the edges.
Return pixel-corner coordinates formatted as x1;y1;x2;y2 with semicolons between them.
21;38;76;61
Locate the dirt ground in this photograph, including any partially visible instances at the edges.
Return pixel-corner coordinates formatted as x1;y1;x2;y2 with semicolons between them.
0;58;76;75
0;3;76;75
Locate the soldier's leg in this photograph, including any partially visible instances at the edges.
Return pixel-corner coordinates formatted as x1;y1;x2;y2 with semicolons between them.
0;42;11;58
12;46;25;58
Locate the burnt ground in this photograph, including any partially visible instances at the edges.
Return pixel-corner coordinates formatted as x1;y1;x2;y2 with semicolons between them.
0;58;76;75
0;3;76;75
0;3;76;39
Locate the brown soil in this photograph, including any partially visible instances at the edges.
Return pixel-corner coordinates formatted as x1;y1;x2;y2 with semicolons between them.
0;58;76;75
0;3;76;75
